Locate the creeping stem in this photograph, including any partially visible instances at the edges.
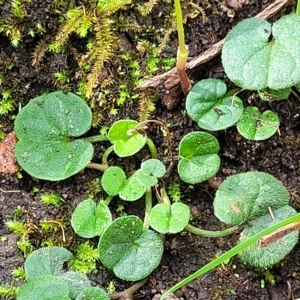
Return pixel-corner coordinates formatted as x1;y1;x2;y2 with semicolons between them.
185;224;240;237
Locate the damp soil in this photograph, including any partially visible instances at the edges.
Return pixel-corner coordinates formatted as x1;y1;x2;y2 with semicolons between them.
1;0;300;299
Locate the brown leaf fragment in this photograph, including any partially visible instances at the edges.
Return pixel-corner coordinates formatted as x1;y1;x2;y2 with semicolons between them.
0;131;19;175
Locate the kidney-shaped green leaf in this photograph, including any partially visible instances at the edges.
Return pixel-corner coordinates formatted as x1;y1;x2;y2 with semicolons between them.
119;173;146;201
17;275;70;300
24;246;73;279
178;132;220;184
108;120;147;157
213;172;290;225
101;166;127;196
186;79;243;131
14;91;93;181
76;287;109;300
150;203;190;234
222;14;300;90
71;199;112;238
239;206;299;268
98;216;163;281
237;107;279;141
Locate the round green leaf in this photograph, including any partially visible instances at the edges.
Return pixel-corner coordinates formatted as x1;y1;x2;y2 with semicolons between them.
186;79;243;130
178;132;220;184
150;203;190;234
59;271;91;299
17;275;71;300
141;159;166;178
108;120;147;157
76;287;109;300
119;173;146;201
222;15;300;90
239;206;299;268
98;216;163;281
14;91;93;181
237;107;279;140
71;199;112;238
24;246;73;279
101;166;127;196
213;172;290;225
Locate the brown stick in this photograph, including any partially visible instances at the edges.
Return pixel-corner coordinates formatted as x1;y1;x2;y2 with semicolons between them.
138;0;295;91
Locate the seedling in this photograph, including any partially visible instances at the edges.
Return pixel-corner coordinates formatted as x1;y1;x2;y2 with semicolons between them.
41;193;63;207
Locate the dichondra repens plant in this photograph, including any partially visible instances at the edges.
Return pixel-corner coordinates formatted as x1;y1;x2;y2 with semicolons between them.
13;91;300;299
11;7;300;300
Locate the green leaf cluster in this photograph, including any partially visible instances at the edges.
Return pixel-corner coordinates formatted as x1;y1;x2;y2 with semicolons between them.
17;247;109;300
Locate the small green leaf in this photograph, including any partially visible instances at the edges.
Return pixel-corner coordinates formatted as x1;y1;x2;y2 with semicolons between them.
178;132;220;184
98;216;163;281
108;120;147;157
119;173;146;201
71;199;112;238
222;15;300;90
24;247;73;279
150;203;190;234
76;287;109;300
17;275;70;300
237;107;279;140
59;271;91;299
101;167;127;196
258;87;291;101
239;206;299;268
213;172;290;225
14;91;93;181
140;159;166;178
135;169;158;187
186;79;243;131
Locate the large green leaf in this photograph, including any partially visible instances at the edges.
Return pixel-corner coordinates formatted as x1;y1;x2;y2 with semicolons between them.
186;79;243;131
178;132;220;184
98;216;163;281
222;14;300;90
14;91;93;181
24;247;73;279
71;199;112;238
17;275;70;300
239;206;299;268
213;172;290;225
108;120;147;157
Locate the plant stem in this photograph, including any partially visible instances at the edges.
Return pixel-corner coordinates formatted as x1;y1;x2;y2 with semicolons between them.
161;212;300;299
297;0;300;14
160;187;171;206
86;162;108;172
146;137;158;159
143;187;152;230
185;224;239;237
174;0;191;94
102;145;114;165
85;134;108;143
104;195;114;206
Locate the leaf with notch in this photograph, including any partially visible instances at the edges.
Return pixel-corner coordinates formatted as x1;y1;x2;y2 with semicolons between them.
237;107;279;140
222;15;300;90
178;132;220;184
24;246;73;279
14;91;93;181
98;216;163;281
186;79;243;131
108;120;147;157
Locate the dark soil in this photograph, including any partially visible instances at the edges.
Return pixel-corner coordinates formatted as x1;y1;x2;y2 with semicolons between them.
1;0;300;299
